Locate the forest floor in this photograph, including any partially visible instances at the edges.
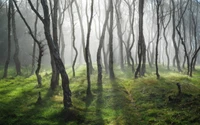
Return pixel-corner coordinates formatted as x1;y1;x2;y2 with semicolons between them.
0;65;200;125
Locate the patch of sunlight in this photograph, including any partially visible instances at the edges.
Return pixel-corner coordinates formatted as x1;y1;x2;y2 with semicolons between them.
52;95;62;102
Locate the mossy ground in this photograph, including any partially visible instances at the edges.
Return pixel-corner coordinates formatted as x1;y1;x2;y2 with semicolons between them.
0;65;200;125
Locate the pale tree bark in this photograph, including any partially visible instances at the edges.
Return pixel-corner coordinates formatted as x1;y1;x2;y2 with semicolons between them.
109;0;115;80
3;0;12;78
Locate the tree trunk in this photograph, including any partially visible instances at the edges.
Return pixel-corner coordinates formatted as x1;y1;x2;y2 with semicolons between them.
135;0;146;78
155;0;161;79
161;2;171;70
85;0;94;96
40;0;72;108
109;0;115;80
11;1;21;76
115;0;124;71
3;0;12;78
97;0;111;84
70;0;78;77
58;0;66;64
171;0;182;72
13;0;44;87
51;0;59;90
31;0;39;75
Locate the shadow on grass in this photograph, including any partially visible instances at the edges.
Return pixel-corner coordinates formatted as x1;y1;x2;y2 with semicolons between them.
95;83;104;125
110;79;140;125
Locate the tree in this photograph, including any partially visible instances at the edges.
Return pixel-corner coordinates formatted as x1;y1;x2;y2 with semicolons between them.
27;0;72;108
3;0;12;78
161;1;171;70
171;0;182;72
69;0;78;77
115;0;124;71
124;0;136;73
135;0;146;78
155;0;161;79
85;0;94;96
108;0;115;80
13;0;44;87
11;1;22;76
31;0;39;75
50;0;60;90
97;0;111;84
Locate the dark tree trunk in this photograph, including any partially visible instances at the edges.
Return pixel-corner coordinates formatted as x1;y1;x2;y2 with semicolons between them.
176;0;189;75
31;0;39;75
97;0;111;84
25;0;72;108
75;0;86;62
70;0;78;77
13;0;44;87
51;0;59;90
58;0;66;64
161;2;171;70
40;0;72;108
109;0;115;80
171;0;182;72
11;1;21;76
135;0;146;78
155;0;161;79
128;1;136;72
3;0;11;78
115;0;124;71
85;0;94;96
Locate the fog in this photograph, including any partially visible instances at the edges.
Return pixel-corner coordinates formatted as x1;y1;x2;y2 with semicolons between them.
0;0;200;72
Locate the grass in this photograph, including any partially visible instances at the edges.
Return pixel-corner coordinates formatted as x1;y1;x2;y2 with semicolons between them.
0;65;200;125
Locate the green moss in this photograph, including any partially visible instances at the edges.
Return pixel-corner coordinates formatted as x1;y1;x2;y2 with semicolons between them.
0;65;200;124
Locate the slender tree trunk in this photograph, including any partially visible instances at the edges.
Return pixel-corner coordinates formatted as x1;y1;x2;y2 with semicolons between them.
115;0;124;71
155;0;161;79
31;0;39;75
58;0;66;64
75;0;86;62
85;0;94;96
13;0;44;87
171;0;182;72
135;0;145;78
109;0;115;80
40;0;72;108
97;0;110;84
70;0;78;77
3;0;11;78
11;1;21;76
51;0;59;90
161;2;171;70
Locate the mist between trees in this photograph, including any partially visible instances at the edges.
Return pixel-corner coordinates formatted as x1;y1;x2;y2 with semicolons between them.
0;0;200;108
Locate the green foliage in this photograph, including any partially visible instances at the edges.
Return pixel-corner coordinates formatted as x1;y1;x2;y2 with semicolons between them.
0;65;200;125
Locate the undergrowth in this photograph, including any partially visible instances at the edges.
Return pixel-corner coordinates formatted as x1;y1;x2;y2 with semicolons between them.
0;65;200;125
